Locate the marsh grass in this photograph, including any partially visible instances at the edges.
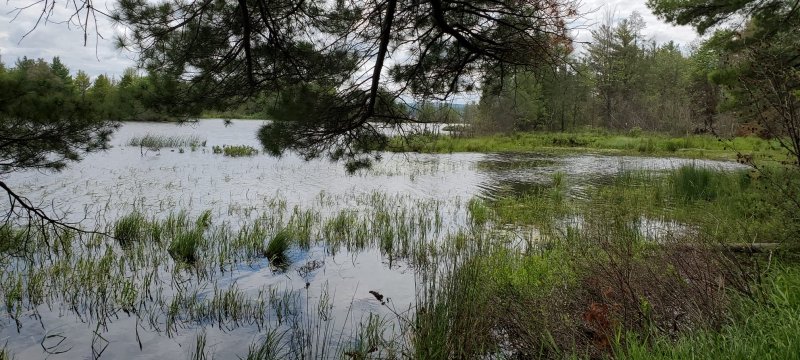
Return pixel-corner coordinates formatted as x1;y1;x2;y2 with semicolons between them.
0;225;27;255
386;131;784;161
671;165;719;202
404;165;798;358
212;145;259;157
168;229;203;264
0;345;11;360
264;229;291;266
244;329;289;359
188;330;209;360
2;164;797;359
113;212;147;247
127;134;206;149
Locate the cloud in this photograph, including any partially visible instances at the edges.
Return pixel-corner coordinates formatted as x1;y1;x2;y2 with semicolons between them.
573;0;700;53
0;0;134;78
0;0;701;78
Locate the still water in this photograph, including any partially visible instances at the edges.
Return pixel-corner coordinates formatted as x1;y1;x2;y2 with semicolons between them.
0;120;746;359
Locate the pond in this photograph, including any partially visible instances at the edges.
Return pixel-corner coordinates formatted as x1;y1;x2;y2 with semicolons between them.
0;120;747;359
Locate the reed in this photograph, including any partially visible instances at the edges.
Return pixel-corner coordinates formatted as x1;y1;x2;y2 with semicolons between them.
127;134;206;149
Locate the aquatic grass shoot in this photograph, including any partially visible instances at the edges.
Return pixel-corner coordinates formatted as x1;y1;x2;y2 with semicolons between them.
212;145;259;157
168;229;203;264
264;229;292;266
113;212;147;247
670;165;720;202
127;134;206;149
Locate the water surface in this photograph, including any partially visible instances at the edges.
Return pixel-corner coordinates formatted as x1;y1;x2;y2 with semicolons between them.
0;120;747;359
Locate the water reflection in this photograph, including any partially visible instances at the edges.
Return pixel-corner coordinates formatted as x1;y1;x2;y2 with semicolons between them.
475;152;747;199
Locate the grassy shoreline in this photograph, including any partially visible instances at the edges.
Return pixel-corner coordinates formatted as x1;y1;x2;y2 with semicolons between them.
387;131;788;162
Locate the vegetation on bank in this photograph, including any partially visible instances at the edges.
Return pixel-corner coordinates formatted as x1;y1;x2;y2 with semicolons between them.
412;165;800;359
387;130;787;161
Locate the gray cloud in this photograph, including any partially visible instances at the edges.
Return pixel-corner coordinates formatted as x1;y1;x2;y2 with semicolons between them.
0;0;700;78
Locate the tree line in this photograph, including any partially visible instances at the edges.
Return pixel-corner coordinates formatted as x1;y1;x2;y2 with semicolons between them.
458;12;720;136
0;56;198;123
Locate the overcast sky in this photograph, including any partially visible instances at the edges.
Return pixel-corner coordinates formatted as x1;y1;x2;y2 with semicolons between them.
0;0;699;79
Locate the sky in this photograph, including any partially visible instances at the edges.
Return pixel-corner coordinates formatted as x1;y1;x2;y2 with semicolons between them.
0;0;700;79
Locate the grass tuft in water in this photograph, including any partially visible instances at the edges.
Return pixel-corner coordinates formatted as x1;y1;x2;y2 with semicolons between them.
467;198;490;227
168;229;203;264
188;330;209;360
212;145;259;157
114;212;149;248
265;229;292;266
128;134;206;149
671;165;719;202
244;329;289;360
113;212;147;247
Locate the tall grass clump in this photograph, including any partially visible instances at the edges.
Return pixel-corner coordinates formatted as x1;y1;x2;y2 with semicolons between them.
168;229;203;264
212;145;259;157
188;330;209;360
127;134;206;149
467;198;490;227
264;229;292;265
671;165;721;202
113;212;148;247
0;225;27;255
244;329;289;359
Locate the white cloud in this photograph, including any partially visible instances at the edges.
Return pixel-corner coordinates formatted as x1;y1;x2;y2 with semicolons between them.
0;0;134;78
573;0;700;53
